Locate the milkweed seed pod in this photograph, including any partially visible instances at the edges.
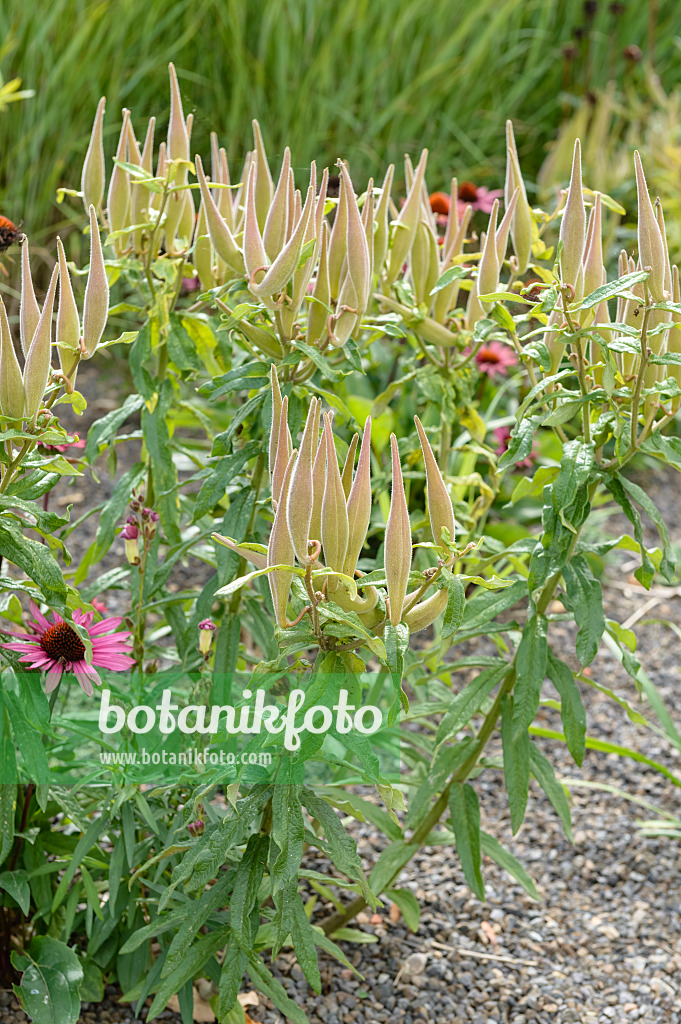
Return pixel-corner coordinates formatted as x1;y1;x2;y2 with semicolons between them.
559;139;585;295
385;433;412;626
24;264;58;423
251;182;315;302
268;365;283;485
545;306;566;376
414;416;455;558
267;448;297;628
668;265;681;412
321;412;349;589
495;187;519;264
287;398;321;563
505;120;533;274
620;260;645;379
615;249;629;326
411;217;439;308
385;149;428;288
327;164;349;301
19;239;41;358
655;198;672;300
432;205;471;325
343;417;372;578
582;192;604;300
252;120;274;232
193;200;214;291
107;108;131;255
465;278;486;333
442;177;459;254
131;116;156;254
81;96;106;217
341;433;359;499
403;587;448;633
195;155;244;275
477;200;500;309
243;162;269;288
82;205;110;359
164;63;190;253
150;142;167;225
56;238;81;352
339;163;371;314
263;147;291;262
271;394;291;507
373;163;394;276
361;177;375;286
309;417;329;546
634;151;667;303
0;297;25;420
590;267;609;387
283;166;327;335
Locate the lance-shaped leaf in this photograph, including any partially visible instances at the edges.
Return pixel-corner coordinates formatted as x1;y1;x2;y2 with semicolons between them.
263;147;291;261
107;108;131;252
24;264;58;423
477;201;500;308
82;205;110;358
56;238;80;352
559;139;585;291
251;183;315;299
414;415;455;554
19;239;41;358
505;121;533;274
268;449;297;627
321;412;349;579
495;186;519;263
582;191;603;299
373;163;395;276
287;398;321;563
339;162;370;311
385;433;412;625
81;96;106;215
634;151;667;302
243;162;269;284
271;394;291;506
252;120;274;231
344;417;372;577
403;587;448;633
195;154;244;274
386;149;428;286
0;297;25;419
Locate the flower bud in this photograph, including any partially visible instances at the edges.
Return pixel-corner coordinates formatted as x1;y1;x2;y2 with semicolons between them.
559;139;586;290
20;239;41;358
286;398;321;563
24;264;58;423
0;297;25;420
321;413;349;581
198;618;216;656
268;448;297;627
634;150;667;302
81;96;106;216
263;147;291;262
414;416;455;555
477;201;500;308
504;120;533;273
343;417;372;577
373;163;395;277
195;154;244;275
386;149;428;287
82;205;109;359
403;586;448;633
252;120;274;232
56;238;81;351
187;819;205;837
385;433;412;626
107;109;131;254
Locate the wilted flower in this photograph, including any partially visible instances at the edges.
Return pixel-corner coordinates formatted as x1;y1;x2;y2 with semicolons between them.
121;520;140;565
475;340;518;378
1;601;134;696
198;618;216;656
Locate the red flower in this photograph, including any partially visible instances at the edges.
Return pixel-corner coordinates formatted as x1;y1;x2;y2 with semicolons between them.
494;426;537;470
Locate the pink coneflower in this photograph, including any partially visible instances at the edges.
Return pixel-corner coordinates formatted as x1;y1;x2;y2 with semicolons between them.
475;341;518;378
40;437;86;454
458;181;503;217
1;601;134;697
494;426;537;470
91;597;109;615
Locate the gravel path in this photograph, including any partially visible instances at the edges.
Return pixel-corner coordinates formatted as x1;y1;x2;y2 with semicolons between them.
3;377;681;1023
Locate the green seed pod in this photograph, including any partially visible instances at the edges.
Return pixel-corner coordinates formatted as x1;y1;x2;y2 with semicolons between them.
505;120;533;274
477;201;500;307
341;433;359;499
373;163;395;277
559;139;586;290
131;115;156;253
286;164;326;327
668;264;681;412
582;192;603;300
414;415;455;556
252;120;274;232
0;297;25;420
403;587;448;633
164;63;190;252
590;267;608;388
56;238;80;351
321;412;349;581
546;307;566;375
634;151;667;303
465;279;486;332
309;414;329;545
385;433;412;626
286;398;321;563
386;149;428;287
307;221;331;347
269;364;283;486
82;204;110;359
328;165;349;301
243;162;269;286
411;217;439;308
107;109;131;255
214;535;267;571
495;187;519;264
333;584;378;615
263;147;291;262
267;448;297;628
433;205;471;325
24;264;58;423
271;394;291;506
655;198;672;299
19;239;41;358
343;417;372;577
339;163;370;312
621;261;645;378
193;199;214;290
195;155;244;274
616;249;629;325
251;184;315;300
361;177;375;286
81;96;106;216
150;142;166;221
442;177;459;255
218;148;234;226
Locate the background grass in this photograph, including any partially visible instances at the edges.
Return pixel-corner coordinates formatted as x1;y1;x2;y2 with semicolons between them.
1;0;681;244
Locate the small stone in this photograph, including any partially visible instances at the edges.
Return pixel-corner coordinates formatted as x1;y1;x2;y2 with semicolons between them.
404;952;428;976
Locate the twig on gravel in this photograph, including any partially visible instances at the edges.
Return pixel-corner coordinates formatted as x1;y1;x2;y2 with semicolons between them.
429;939;539;967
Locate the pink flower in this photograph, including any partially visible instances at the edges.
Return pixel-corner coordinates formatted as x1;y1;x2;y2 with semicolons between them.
494;426;537;470
91;597;109;615
40;436;86;454
1;601;135;697
457;181;504;218
475;341;518;378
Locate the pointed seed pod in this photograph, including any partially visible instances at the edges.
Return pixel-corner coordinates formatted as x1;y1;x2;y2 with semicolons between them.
414;416;455;555
0;297;25;420
269;364;283;485
267;448;297;628
251;184;315;299
559;139;586;290
341;433;359;499
286;398;320;563
321;413;349;580
477;201;500;308
82;204;109;358
373;163;395;276
668;264;681;412
386;149;428;287
263;147;291;261
252;120;274;232
309;418;328;545
193;200;214;290
19;239;41;358
24;264;58;423
343;417;372;577
655;198;672;298
307;220;330;346
327;166;349;300
81;96;106;215
582;192;604;299
56;238;80;351
271;395;291;506
339;163;371;311
634;151;667;302
505;121;533;273
384;433;412;625
243;161;269;284
403;587;448;633
495;187;519;264
195;155;243;274
107;109;131;252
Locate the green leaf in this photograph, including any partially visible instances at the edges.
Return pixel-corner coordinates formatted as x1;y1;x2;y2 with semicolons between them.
387;888;420;931
91;462;146;562
616;475;675;583
0;869;30;914
501;694;530;834
430;265;469;294
247;956;309;1024
147;930;228;1020
497;417;536;471
228;834;269;949
84;394;144;463
607;475;656;588
529;745;573;842
4;691;49;784
511;610;548;735
575;269;648;310
384;622;409;724
0;519;66;603
193;442;261;522
166;313;200;373
449;783;484;899
479;832;539;900
162;873;233;979
142;383;181;544
128;322;156;401
440;570;466;639
563;555;605;666
546;652;586;766
435;664;507;745
218;937;248;1019
551;440;594;516
368;841;419;895
12;937;83;1024
458;579;526;636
